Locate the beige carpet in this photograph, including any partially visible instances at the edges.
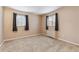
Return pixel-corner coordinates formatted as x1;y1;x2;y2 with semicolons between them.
0;35;79;52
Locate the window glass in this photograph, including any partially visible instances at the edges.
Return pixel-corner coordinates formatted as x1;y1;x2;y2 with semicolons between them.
16;15;26;26
47;15;55;26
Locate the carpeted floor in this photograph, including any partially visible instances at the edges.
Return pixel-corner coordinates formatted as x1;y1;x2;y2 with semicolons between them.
0;35;79;52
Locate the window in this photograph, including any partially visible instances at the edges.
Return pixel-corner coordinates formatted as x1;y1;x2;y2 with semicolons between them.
47;15;55;26
16;15;26;26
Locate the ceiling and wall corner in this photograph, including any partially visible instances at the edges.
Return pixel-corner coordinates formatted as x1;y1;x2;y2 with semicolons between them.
8;6;61;15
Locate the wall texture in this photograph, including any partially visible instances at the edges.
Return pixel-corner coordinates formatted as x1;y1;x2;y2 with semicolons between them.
4;7;41;40
0;7;3;44
41;7;79;44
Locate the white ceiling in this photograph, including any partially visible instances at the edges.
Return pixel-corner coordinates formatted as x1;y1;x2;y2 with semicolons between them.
9;6;61;15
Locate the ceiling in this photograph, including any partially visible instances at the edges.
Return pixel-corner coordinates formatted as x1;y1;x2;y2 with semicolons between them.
9;6;61;15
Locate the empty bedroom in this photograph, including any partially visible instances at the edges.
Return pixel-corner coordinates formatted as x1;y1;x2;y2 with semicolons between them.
0;6;79;52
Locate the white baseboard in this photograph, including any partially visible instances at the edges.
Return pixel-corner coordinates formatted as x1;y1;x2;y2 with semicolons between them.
42;33;79;46
4;34;41;42
58;38;79;46
3;33;79;47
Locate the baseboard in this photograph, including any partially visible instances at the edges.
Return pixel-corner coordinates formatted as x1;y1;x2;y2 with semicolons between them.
42;33;79;46
4;34;41;42
58;38;79;46
4;33;79;46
